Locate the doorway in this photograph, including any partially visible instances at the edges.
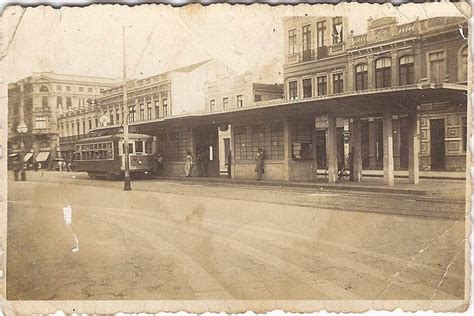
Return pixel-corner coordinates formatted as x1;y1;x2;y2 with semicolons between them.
430;118;445;170
194;125;220;177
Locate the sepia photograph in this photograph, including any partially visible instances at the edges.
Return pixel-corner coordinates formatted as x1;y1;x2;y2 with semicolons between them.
0;1;471;314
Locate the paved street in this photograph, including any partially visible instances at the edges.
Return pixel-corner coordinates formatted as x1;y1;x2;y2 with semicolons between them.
7;171;466;300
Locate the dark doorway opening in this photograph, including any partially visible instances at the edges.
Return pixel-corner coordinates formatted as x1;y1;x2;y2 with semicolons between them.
315;130;326;168
399;117;409;170
194;125;220;177
430;118;445;170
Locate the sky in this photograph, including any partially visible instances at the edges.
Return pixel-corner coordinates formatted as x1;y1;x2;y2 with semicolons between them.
1;2;469;84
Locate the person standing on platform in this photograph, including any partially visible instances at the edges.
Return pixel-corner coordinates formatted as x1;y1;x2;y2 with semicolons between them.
255;148;264;181
195;149;202;177
185;150;194;177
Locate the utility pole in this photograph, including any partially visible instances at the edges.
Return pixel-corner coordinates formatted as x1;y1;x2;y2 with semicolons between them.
122;26;131;191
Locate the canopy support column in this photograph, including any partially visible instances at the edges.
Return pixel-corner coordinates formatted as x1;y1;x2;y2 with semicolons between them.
352;118;363;182
383;112;394;186
326;113;338;183
408;108;420;184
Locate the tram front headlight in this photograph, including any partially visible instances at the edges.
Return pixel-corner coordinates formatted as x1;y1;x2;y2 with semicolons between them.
138;160;143;165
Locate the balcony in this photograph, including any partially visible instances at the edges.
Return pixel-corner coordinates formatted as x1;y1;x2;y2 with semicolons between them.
301;49;315;62
329;42;345;54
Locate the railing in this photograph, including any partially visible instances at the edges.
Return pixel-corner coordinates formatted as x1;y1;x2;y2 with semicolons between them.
316;46;328;59
329;42;345;54
398;22;416;35
352;34;367;45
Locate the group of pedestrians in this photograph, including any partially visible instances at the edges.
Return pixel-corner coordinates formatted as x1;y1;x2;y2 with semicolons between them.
185;147;265;180
185;148;211;177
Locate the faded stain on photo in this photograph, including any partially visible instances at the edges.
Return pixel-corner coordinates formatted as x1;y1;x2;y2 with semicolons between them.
0;1;471;314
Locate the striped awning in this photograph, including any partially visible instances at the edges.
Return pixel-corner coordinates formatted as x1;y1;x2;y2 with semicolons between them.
35;152;50;162
24;153;33;162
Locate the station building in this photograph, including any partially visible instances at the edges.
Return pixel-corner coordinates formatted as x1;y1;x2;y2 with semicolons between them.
8;72;120;168
282;16;468;173
55;15;468;186
129;15;468;185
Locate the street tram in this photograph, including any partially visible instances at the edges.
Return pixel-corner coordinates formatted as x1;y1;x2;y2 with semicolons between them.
73;130;156;179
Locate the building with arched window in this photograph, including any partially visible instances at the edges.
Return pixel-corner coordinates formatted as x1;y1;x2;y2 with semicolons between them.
8;72;120;169
283;15;468;173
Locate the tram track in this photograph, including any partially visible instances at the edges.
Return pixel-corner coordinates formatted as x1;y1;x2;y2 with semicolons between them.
21;175;466;220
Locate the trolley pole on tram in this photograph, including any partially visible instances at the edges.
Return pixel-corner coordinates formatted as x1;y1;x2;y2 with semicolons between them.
122;26;131;191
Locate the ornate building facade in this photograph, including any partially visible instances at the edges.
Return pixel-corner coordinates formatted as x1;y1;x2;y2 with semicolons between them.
283;16;468;171
8;72;120;168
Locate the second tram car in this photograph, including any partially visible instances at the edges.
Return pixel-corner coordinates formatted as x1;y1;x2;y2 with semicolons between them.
74;133;156;179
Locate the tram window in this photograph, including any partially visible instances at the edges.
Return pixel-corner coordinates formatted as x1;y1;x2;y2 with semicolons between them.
145;141;152;154
135;141;144;153
129;143;134;154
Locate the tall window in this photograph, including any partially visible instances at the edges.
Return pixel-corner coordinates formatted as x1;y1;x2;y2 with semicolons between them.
289;81;298;100
76;121;80;135
95;118;98;127
66;124;69;136
375;57;392;88
116;108;120;123
66;97;72;108
399;55;414;85
317;76;327;96
317;21;326;48
129;106;135;122
88;119;92;130
79;87;84;92
459;46;468;82
210;99;215;111
333;73;344;93
57;96;62;108
302;25;312;61
110;110;114;125
82;121;86;134
355;64;368;90
237;95;243;107
155;100;160;118
42;96;48;107
147;102;152;119
429;51;445;84
223;97;229;109
162;98;168;117
303;78;312;98
71;122;75;135
288;29;296;55
34;117;46;129
139;104;145;120
332;17;343;44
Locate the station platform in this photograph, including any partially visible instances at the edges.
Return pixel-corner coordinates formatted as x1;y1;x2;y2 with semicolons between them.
160;174;468;200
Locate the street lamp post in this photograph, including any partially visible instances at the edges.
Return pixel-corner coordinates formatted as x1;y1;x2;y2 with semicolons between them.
17;121;28;181
122;26;131;191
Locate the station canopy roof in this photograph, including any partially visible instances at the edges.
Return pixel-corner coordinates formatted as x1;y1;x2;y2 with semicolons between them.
108;83;467;132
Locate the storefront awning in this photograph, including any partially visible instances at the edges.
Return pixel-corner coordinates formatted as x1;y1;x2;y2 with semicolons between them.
8;153;18;157
24;153;33;162
35;152;50;162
